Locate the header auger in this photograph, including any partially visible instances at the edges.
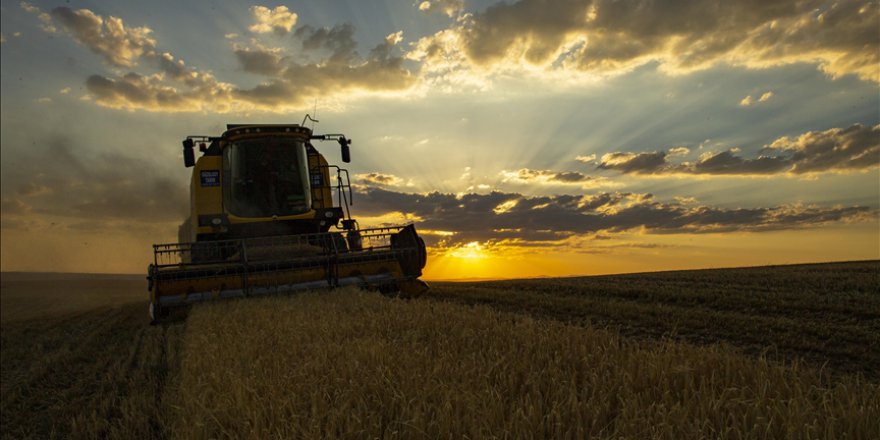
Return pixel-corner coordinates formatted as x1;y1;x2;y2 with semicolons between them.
147;123;428;323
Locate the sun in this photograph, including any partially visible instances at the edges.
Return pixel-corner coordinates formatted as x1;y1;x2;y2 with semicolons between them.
448;241;487;259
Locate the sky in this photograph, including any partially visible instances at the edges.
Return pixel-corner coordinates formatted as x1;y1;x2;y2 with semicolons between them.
1;0;878;279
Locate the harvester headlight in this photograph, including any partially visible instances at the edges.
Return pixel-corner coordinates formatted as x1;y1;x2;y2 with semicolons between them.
325;211;334;218
212;218;222;225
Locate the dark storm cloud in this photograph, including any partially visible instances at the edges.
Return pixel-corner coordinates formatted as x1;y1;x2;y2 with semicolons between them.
355;186;873;245
446;0;879;81
0;137;187;228
598;124;880;175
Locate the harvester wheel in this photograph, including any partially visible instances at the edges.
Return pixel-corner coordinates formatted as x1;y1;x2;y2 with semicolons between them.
149;302;170;325
149;302;159;325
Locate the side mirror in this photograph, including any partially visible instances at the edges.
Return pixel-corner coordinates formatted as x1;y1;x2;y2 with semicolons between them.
182;138;195;167
339;137;351;163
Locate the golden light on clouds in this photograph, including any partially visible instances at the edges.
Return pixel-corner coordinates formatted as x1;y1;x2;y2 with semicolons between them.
448;241;487;259
2;0;878;278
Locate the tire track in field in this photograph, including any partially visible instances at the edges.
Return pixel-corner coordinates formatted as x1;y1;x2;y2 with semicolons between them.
0;303;183;440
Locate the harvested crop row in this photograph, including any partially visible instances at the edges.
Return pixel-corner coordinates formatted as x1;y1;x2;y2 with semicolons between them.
425;261;880;378
0;303;183;440
173;289;878;440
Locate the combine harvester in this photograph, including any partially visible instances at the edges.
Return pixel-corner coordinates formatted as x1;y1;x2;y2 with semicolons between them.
147;121;428;322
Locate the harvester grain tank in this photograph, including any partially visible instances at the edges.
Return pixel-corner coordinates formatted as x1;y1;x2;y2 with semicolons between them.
147;123;428;322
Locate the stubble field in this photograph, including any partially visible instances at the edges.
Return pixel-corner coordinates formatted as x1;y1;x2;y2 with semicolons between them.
1;261;878;439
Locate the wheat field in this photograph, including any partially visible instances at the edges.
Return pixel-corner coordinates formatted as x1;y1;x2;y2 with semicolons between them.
171;289;878;440
2;262;878;439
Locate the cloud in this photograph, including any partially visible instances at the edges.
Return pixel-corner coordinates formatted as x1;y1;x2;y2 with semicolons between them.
33;5;416;112
20;1;57;33
234;46;284;75
740;90;774;106
598;151;667;174
232;25;415;108
356;172;405;186
767;123;880;174
49;6;156;67
417;0;465;17
294;23;358;63
575;154;596;163
386;31;404;46
85;72;233;112
0;137;188;228
355;186;874;248
418;0;879;82
667;147;690;157
249;5;298;35
500;168;598;184
598;124;880;176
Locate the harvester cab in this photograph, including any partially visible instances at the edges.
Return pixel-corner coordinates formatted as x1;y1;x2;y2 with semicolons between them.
147;123;428;323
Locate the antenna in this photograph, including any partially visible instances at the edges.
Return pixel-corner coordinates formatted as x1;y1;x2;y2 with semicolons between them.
312;99;318;130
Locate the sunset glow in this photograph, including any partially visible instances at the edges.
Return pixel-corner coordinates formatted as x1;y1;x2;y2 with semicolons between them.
1;0;877;279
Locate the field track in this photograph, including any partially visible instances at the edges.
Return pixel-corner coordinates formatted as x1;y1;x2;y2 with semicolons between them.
0;303;183;439
427;261;880;379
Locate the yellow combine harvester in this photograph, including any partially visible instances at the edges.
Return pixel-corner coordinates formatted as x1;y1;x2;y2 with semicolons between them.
147;122;428;322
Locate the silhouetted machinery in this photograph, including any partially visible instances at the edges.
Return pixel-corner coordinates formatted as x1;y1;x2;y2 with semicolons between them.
147;122;427;322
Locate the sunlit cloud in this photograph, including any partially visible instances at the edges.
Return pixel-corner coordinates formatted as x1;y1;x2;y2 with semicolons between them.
416;0;465;17
48;6;155;67
740;91;775;107
667;147;690;157
29;0;877;117
499;168;615;189
355;172;412;187
20;1;57;33
248;5;298;35
355;186;875;249
492;199;519;214
598;124;880;176
25;5;416;112
448;241;487;259
415;0;879;83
